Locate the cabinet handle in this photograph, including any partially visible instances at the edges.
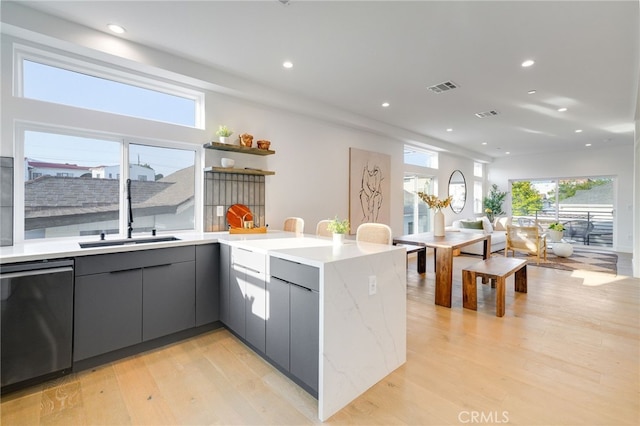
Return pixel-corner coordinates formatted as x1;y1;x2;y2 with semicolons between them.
291;282;314;292
145;263;172;269
109;268;141;274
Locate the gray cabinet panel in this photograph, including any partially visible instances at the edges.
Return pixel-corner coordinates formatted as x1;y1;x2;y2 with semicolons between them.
143;261;195;341
228;264;246;336
219;244;230;325
74;269;142;361
266;276;290;370
244;269;266;352
270;257;319;291
195;244;220;326
290;283;319;393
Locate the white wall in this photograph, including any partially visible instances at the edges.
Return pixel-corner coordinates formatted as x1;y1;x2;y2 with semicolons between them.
488;145;635;253
202;92;406;233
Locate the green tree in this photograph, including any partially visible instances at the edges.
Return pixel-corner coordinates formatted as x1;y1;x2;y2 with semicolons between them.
511;181;543;215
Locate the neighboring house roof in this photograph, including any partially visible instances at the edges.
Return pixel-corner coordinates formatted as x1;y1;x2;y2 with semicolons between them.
27;160;91;171
560;181;614;205
24;166;194;229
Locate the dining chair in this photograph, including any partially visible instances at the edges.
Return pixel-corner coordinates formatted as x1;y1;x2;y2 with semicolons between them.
283;217;304;234
505;225;547;264
316;220;332;237
356;223;393;245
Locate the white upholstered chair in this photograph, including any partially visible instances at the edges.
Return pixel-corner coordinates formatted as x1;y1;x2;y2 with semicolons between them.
356;223;393;245
505;225;547;265
283;217;304;234
316;220;332;237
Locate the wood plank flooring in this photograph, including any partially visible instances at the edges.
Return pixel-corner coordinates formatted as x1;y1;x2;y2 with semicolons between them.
2;252;638;425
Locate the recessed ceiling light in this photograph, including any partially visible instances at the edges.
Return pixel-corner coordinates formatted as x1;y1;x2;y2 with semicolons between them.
107;24;126;34
446;128;453;132
481;142;487;145
381;102;390;108
505;151;511;155
585;143;592;147
527;90;537;95
282;61;293;69
521;59;535;67
557;107;567;112
575;129;583;133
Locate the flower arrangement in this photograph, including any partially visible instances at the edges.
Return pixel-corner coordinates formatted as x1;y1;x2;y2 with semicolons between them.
417;192;453;210
327;216;350;234
215;125;233;137
548;222;565;232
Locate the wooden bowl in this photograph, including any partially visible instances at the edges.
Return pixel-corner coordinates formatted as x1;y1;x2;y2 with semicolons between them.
257;140;271;150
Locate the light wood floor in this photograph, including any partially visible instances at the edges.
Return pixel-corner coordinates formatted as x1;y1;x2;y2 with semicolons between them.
2;253;639;425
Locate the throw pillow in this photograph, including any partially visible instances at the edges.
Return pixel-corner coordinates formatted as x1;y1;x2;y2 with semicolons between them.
460;220;483;230
481;216;493;233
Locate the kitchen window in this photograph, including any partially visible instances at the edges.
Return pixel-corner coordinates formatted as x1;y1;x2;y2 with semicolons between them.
17;46;204;128
20;128;196;240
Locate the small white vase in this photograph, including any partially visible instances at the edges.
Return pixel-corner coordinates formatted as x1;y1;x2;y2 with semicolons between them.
219;136;230;144
333;233;345;245
434;209;445;237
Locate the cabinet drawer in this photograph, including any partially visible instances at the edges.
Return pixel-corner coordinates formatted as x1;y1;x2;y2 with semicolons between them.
76;246;195;276
270;257;319;291
232;247;265;274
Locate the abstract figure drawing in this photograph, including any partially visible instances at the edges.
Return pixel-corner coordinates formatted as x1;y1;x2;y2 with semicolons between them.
359;163;384;222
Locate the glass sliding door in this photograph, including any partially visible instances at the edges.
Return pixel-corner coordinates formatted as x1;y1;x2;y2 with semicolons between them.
510;177;614;247
403;175;433;234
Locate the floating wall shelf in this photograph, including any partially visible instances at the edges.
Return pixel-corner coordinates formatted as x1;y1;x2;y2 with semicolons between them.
204;166;275;176
203;142;275;156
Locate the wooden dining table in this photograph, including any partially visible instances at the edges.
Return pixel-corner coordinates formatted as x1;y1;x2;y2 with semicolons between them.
393;232;491;308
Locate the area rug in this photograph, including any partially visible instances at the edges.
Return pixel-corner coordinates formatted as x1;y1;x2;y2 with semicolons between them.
494;249;618;275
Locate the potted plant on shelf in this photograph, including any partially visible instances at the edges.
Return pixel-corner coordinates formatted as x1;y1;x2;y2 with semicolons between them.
327;216;350;244
216;125;233;144
548;222;565;242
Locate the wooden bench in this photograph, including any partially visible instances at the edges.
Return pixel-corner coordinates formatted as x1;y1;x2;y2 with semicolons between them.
396;244;427;274
462;257;527;317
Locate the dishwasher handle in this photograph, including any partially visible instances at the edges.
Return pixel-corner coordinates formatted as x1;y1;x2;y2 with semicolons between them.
0;266;73;280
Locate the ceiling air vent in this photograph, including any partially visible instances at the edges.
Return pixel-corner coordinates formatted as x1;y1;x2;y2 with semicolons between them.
475;110;499;118
427;80;459;94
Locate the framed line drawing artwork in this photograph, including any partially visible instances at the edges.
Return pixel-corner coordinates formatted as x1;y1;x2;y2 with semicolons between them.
349;147;391;233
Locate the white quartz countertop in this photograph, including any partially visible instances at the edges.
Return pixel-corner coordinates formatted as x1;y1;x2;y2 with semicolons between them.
0;231;404;265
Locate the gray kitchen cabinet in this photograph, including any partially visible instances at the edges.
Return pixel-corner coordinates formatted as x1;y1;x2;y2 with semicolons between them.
142;260;195;341
290;282;319;393
268;257;319;395
229;247;266;352
228;262;247;337
195;243;220;326
219;243;230;325
74;246;196;361
265;276;290;370
74;267;143;361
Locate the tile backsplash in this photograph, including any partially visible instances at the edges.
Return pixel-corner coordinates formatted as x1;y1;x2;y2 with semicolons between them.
204;172;265;232
1;157;14;246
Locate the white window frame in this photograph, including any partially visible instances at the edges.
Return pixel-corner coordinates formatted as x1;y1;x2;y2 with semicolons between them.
14;123;202;243
14;44;205;129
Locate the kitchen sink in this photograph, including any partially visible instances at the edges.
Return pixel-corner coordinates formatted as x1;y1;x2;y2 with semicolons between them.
79;236;180;248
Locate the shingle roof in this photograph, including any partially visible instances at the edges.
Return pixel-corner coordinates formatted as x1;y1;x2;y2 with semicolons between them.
24;166;194;221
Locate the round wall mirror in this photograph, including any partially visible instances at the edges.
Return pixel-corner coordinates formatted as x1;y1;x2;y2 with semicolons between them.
448;170;466;213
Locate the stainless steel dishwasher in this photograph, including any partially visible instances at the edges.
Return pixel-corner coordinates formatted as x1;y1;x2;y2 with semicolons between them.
1;259;74;394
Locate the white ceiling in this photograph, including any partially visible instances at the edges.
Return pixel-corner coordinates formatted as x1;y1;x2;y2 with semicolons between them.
9;0;640;159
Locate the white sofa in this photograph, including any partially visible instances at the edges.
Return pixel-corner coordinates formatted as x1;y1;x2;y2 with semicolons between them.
447;216;511;255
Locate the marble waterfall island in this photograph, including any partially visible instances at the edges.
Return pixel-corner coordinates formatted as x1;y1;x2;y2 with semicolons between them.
244;238;407;421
